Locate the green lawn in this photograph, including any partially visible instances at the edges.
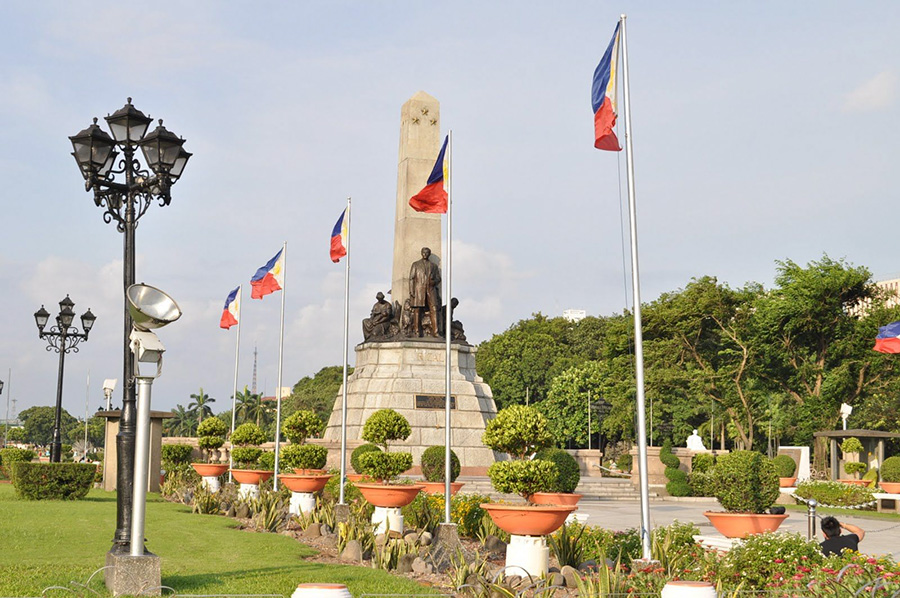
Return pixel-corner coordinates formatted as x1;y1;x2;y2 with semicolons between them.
0;484;440;596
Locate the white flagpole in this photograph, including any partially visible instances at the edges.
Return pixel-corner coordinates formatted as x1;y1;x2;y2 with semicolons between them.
229;285;242;483
620;13;653;560
339;198;351;505
84;370;90;459
273;242;287;490
444;131;453;523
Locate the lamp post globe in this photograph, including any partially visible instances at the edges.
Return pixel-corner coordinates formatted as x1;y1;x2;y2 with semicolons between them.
70;98;189;552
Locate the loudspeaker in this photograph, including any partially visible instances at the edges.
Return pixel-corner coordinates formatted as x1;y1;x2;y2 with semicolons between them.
126;284;182;331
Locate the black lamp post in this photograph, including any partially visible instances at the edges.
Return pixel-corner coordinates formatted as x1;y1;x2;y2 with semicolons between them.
34;296;96;462
70;99;190;551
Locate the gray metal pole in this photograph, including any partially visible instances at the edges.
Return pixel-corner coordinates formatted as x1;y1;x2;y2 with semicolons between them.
444;130;453;523
84;371;90;459
273;242;287;490
130;376;153;556
339;198;351;505
229;286;241;483
619;13;653;560
588;390;592;451
3;369;10;447
807;499;818;540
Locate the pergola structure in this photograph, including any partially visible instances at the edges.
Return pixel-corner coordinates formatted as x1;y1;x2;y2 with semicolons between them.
813;429;900;480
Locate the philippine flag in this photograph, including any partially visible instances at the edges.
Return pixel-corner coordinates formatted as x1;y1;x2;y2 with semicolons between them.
250;248;285;299
591;23;622;151
219;286;240;329
330;208;348;263
409;135;449;213
874;321;900;353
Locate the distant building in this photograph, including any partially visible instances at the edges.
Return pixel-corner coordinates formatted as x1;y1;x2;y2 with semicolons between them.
848;276;900;316
563;309;586;323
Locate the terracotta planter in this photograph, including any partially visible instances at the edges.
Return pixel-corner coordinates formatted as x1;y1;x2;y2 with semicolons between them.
420;481;465;495
191;463;229;477
778;477;797;488
355;483;424;508
879;481;900;493
481;503;577;536
293;468;326;475
346;473;369;482
230;469;273;485
840;479;870;487
703;511;788;538
528;492;582;506
279;473;332;493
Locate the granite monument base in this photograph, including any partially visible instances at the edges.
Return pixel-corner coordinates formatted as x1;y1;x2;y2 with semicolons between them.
105;549;161;597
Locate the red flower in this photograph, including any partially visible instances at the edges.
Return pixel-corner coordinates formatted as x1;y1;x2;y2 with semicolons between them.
774;558;785;563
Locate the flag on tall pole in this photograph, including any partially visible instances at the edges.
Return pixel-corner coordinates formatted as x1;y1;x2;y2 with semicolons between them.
219;286;241;329
330;207;349;263
409;135;449;213
874;321;900;353
592;23;622;151
250;248;285;299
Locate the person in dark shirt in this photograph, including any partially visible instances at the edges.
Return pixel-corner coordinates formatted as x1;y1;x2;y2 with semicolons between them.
820;515;865;556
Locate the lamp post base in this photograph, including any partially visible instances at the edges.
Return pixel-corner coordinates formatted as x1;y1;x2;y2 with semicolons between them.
105;548;161;597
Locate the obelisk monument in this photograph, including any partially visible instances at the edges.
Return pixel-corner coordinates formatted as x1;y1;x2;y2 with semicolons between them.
322;92;498;473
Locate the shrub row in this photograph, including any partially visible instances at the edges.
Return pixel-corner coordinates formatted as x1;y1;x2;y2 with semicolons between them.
12;462;96;500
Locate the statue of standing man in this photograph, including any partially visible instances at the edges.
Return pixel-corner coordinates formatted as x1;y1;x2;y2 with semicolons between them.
409;247;441;337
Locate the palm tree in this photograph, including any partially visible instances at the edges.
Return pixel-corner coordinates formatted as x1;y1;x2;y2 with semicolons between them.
188;387;215;425
234;386;263;425
166;404;197;437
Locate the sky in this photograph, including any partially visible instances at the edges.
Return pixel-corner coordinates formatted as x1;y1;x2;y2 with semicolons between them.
1;2;899;422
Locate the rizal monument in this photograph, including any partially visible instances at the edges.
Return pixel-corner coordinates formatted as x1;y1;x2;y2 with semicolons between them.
323;92;498;473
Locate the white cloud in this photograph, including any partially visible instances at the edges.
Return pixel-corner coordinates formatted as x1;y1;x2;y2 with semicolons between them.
843;70;898;112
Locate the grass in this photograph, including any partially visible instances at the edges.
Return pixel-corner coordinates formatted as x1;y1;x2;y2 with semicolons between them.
0;484;440;596
783;502;900;521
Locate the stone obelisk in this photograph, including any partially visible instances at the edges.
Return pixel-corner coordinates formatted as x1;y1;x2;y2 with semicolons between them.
391;91;443;302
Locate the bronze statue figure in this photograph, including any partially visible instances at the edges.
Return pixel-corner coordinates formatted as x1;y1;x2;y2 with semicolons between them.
408;247;441;337
362;291;393;341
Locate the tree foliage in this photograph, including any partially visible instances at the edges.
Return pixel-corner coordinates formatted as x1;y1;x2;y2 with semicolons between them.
19;406;77;446
284;366;350;424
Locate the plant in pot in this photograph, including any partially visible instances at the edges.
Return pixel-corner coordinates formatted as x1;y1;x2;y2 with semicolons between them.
840;437;867;484
528;447;582;505
354;409;422;508
419;445;463;495
281;410;325;472
229;422;272;488
191;417;229;479
348;443;380;482
879;456;900;493
772;454;798;488
279;411;331;500
703;450;785;538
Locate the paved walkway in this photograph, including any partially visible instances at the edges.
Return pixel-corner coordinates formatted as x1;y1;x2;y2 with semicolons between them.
574;497;900;559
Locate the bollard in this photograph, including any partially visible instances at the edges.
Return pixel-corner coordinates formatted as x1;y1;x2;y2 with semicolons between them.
661;580;716;597
807;498;818;540
292;583;351;597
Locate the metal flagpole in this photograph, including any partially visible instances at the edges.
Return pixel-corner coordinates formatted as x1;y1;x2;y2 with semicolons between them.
84;370;90;459
273;242;287;490
339;198;351;505
229;285;242;483
444;131;453;523
620;13;653;560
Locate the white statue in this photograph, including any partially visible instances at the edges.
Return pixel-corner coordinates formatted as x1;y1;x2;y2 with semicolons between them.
686;429;706;451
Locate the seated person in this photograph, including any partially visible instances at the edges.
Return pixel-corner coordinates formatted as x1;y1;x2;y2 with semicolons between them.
819;515;865;556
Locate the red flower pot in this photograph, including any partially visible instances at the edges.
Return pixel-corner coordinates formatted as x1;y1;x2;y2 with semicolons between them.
191;463;229;477
839;479;870;487
879;482;900;493
230;469;273;485
703;511;788;538
481;503;576;536
279;473;332;493
778;477;797;488
420;481;465;496
355;483;424;508
528;492;582;506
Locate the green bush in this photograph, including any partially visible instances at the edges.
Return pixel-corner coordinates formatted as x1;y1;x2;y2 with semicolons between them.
323;472;365;505
535;447;581;493
616;453;632;472
659;440;680;468
358;451;412;482
420;446;460;482
711;450;779;513
486;459;557;500
841;437;864;454
12;462;96;500
257;451;276;471
231;447;263;468
482;405;552;459
793;479;874;507
772;454;797;478
161;444;194;466
881;456;900;482
692;452;715;473
661;441;690;497
281;410;324;445
351;443;382;474
721;531;824;588
844;461;867;476
688;470;716;497
450;492;491;538
197;417;228;438
0;448;36;480
281;444;328;471
231;423;267;446
361;409;411;449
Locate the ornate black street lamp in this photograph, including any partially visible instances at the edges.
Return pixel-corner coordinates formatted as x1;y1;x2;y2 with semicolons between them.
70;99;190;551
34;296;96;462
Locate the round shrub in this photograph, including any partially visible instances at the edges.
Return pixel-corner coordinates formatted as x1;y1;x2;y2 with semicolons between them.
482;405;552;459
358;451;413;482
197;417;228;438
362;409;411;449
231;447;263;468
881;456;900;482
282;410;324;445
161;444;194;466
281;443;328;471
487;459;558;500
257;451;276;471
711;450;779;513
772;454;797;478
659;440;680;468
841;437;863;454
421;446;460;482
692;452;715;473
844;461;867;476
535;447;581;493
351;443;382;474
231;423;267;446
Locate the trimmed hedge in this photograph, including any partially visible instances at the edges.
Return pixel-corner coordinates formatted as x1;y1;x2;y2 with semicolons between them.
661;441;690;497
882;456;900;483
161;444;194;466
421;446;460;483
772;454;797;478
0;448;36;480
351;443;382;474
12;462;96;500
535;447;580;493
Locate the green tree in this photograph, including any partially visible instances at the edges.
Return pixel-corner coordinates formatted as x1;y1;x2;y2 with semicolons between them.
538;361;606;446
19;406;78;446
164;404;196;437
284;366;349;423
5;427;26;443
66;416;105;448
234;386;264;425
188;387;215;425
